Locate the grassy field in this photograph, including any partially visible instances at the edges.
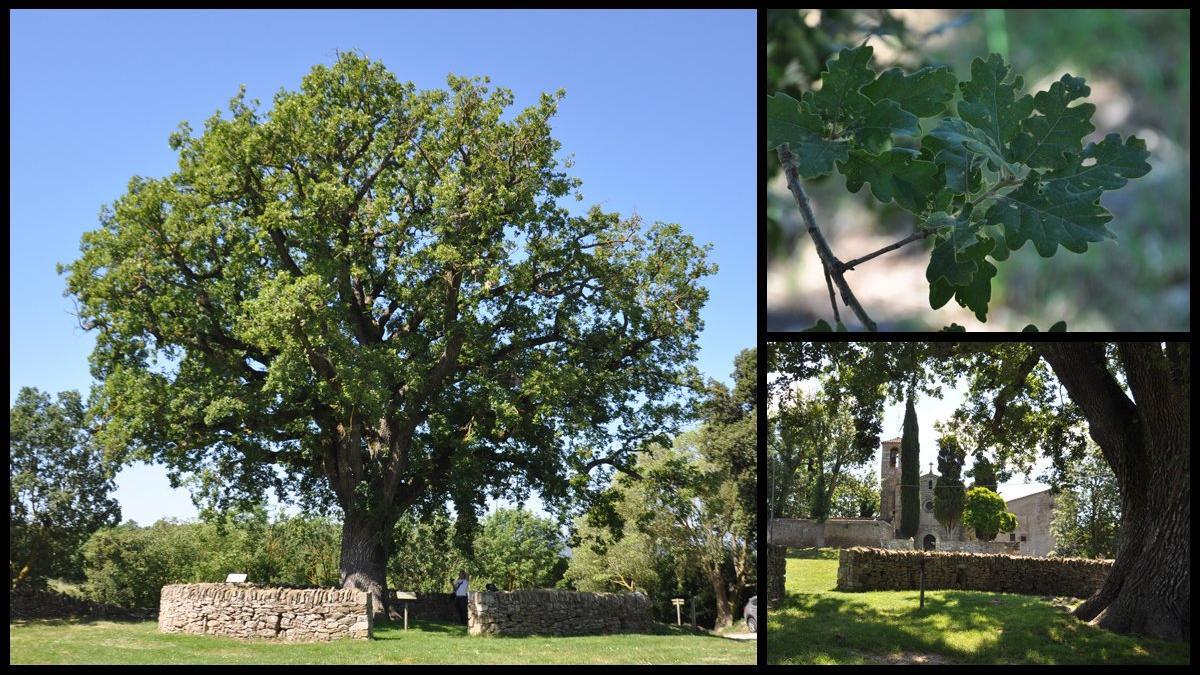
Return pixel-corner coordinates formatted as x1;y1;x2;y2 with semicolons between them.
768;548;1190;665
9;616;754;665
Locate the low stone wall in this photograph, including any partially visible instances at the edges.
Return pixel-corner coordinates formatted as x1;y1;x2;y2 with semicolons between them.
769;518;893;548
158;583;372;641
467;590;654;636
880;538;914;550
836;547;1112;598
388;591;459;623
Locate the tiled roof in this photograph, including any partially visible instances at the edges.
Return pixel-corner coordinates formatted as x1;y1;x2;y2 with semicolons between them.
882;437;903;444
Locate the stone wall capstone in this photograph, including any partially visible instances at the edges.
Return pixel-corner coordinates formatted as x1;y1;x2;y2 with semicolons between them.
467;590;654;636
835;547;1111;598
158;583;372;641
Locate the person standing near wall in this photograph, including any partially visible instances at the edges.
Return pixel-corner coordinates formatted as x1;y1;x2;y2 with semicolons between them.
453;570;470;625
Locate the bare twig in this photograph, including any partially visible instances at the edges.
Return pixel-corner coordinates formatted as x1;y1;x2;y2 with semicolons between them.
841;227;937;271
777;146;878;331
822;265;841;324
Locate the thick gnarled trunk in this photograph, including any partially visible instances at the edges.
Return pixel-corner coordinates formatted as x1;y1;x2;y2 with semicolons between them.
339;511;391;621
1038;342;1189;642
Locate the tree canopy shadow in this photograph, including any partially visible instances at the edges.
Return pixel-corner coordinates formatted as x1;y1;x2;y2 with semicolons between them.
768;588;1188;665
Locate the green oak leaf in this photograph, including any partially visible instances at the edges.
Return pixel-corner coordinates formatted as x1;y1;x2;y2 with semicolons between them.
766;92;849;177
985;175;1115;257
1011;74;1096;170
808;45;877;130
927;117;1020;177
928;258;997;322
1045;133;1151;193
839;148;940;212
926;228;994;287
925;211;979;257
803;320;834;332
940;323;967;332
956;54;1034;161
846;99;918;153
862;65;958;118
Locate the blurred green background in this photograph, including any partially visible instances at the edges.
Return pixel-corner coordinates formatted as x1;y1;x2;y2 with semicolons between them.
766;9;1190;332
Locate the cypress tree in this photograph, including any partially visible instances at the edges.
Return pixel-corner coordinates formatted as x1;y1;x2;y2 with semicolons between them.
899;394;920;538
971;450;998;493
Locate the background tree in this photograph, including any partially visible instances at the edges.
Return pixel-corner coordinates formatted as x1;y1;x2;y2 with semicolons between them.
933;433;966;537
10;388;121;589
469;507;567;590
962;486;1017;541
62;52;713;618
565;493;660;594
828;469;879;519
968;450;998;492
388;507;465;594
899;394;921;538
634;432;754;629
1049;441;1121;559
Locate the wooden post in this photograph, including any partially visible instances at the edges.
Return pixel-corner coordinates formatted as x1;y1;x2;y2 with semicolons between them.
691;595;697;628
672;598;684;625
919;554;926;609
393;591;417;631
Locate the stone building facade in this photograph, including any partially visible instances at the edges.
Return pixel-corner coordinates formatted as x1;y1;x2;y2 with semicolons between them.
879;438;1056;556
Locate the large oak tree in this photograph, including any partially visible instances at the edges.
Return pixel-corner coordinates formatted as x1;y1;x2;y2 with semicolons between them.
63;53;713;618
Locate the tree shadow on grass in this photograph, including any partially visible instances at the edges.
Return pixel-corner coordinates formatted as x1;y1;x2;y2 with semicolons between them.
9;615;155;628
380;621;716;640
768;590;1188;665
374;619;466;636
786;547;840;560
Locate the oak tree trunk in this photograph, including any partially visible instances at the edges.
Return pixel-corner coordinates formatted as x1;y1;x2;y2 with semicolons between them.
1038;342;1189;642
339;510;391;621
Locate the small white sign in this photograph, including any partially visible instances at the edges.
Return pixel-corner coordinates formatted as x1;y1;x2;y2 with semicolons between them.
393;591;416;600
671;598;685;606
225;573;248;583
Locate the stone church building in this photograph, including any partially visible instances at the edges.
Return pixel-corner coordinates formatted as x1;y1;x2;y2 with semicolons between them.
879;438;1057;556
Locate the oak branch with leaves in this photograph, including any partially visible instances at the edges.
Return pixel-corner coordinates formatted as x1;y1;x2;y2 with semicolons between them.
767;45;1150;331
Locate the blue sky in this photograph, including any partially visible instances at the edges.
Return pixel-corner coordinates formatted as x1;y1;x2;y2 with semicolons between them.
9;10;756;525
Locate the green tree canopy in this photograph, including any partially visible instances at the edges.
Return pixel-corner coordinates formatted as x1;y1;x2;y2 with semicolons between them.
1050;441;1120;559
62;52;713;617
470;507;566;591
10;387;121;589
962;486;1018;541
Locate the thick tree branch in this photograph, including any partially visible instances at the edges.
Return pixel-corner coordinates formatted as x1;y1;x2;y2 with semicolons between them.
777;146;877;331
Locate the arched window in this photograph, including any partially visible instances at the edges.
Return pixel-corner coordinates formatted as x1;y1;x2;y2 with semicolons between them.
889;449;897;467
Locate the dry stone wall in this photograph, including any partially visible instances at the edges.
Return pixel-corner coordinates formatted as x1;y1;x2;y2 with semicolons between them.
158;583;372;641
836;547;1111;598
467;590;654;636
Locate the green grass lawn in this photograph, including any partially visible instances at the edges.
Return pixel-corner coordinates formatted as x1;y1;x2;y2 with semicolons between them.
9;616;754;665
768;548;1190;665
